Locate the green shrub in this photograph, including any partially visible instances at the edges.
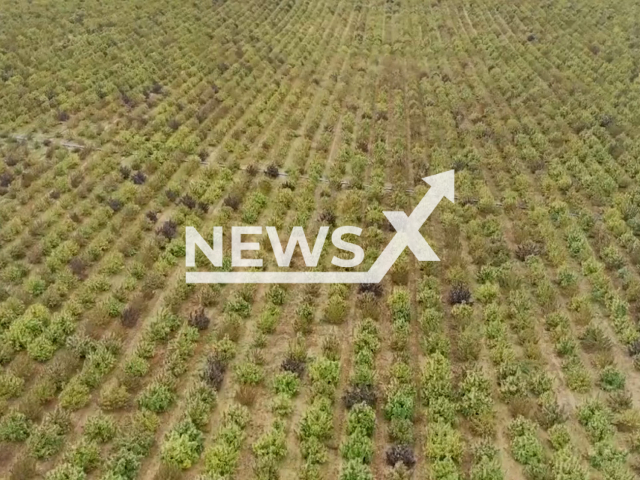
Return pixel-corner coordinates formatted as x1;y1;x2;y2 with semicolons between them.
0;370;24;399
551;448;586;480
204;404;250;476
341;432;373;463
470;442;503;480
507;417;546;469
388;417;414;444
65;439;101;472
0;409;32;441
59;377;91;410
308;357;340;397
124;355;150;378
323;294;347;324
425;421;464;463
184;383;216;428
272;372;300;397
257;305;280;334
99;380;131;410
161;419;204;469
234;360;264;385
589;440;628;470
578;400;614;442
83;412;117;443
270;395;294;418
6;303;50;349
548;424;571;451
299;397;333;441
346;403;375;437
27;335;57;362
388;288;411;324
266;285;286;306
599;366;625;391
27;409;70;459
137;380;175;413
44;463;86;480
253;422;286;468
339;460;373;480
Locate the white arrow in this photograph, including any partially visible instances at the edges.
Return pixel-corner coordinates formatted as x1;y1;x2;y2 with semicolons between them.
366;170;454;282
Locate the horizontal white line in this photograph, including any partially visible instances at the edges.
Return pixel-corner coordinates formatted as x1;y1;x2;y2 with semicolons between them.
186;271;376;284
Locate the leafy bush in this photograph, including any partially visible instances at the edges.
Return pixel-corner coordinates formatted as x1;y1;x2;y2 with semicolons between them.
59;377;91;410
0;370;24;399
137;380;175;413
99;380;131;410
253;422;287;478
323;294;347;324
184;383;216;428
599;366;625;391
578;400;614;442
341;432;373;463
0;409;32;441
425;421;464;463
507;417;547;472
266;285;286;306
548;424;571;450
234;360;264;385
308;357;340;397
44;463;86;480
299;397;333;442
384;388;415;421
339;460;373;480
161;419;204;469
65;439;100;472
272;372;300;397
388;418;414;445
204;405;249;477
347;403;376;437
388;288;411;323
27;408;70;459
6;303;50;350
83;412;117;443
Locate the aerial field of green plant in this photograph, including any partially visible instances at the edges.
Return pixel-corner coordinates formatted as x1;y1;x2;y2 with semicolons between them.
1;0;640;479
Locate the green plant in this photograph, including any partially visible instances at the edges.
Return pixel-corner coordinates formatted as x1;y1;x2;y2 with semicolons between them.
44;463;86;480
308;357;340;397
425;421;464;463
161;419;204;469
65;439;100;472
323;294;347;324
272;372;300;397
59;377;91;410
27;408;70;459
137;381;175;413
346;403;376;437
0;409;32;442
234;360;264;385
83;412;117;443
0;370;24;399
341;432;373;463
339;460;373;480
578;400;615;442
599;366;625;391
99;380;131;410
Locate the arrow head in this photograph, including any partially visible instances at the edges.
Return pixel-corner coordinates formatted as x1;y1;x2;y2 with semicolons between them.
422;170;455;203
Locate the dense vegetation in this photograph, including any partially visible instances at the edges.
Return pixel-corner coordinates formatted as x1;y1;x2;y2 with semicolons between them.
1;0;640;478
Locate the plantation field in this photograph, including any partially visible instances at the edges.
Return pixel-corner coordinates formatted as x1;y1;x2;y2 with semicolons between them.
1;0;640;479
